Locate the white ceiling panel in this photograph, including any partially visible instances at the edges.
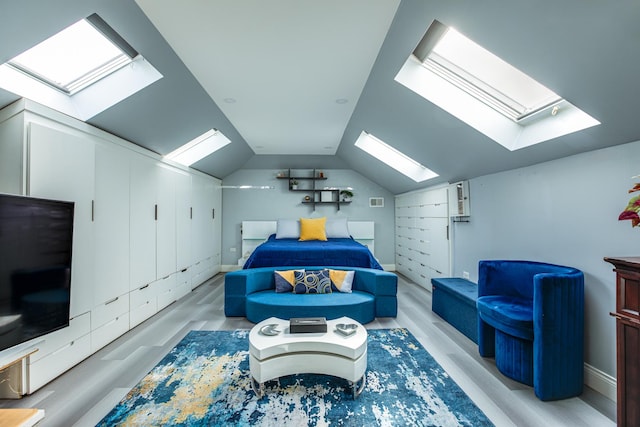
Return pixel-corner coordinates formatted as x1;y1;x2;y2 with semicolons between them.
135;0;400;155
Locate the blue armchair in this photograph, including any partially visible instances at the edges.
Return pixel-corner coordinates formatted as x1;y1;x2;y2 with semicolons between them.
476;260;584;401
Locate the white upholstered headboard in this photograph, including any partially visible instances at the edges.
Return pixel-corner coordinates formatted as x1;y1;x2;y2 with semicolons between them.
240;220;375;259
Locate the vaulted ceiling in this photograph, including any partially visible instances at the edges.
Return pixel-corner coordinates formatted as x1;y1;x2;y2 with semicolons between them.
1;1;639;194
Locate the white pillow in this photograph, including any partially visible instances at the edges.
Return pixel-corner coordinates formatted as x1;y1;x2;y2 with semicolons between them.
275;219;300;239
325;217;350;238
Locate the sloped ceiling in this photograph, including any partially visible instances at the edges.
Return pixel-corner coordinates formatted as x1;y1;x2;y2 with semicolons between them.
0;1;639;194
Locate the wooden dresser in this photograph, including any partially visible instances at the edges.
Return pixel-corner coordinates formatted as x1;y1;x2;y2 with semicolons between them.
604;256;640;427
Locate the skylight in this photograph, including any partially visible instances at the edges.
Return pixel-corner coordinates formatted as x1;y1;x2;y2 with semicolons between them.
0;14;161;121
354;131;438;182
395;20;599;151
414;20;561;122
165;129;231;167
8;14;137;95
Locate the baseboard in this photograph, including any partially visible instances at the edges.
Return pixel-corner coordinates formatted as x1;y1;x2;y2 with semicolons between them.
584;363;616;402
381;264;396;271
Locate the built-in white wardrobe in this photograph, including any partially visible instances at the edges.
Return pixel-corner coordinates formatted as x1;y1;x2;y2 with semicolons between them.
395;186;450;290
0;99;221;394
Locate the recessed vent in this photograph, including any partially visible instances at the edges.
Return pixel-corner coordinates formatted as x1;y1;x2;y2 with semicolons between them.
369;197;384;207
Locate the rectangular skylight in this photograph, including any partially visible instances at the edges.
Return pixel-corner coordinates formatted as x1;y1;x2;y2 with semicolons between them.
395;20;599;151
414;20;561;122
7;14;137;95
165;129;231;167
354;131;438;182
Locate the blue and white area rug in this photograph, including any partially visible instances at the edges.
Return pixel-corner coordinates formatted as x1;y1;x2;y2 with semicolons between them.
97;329;493;426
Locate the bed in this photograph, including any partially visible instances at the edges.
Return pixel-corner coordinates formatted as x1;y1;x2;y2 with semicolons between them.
243;234;382;269
240;219;382;270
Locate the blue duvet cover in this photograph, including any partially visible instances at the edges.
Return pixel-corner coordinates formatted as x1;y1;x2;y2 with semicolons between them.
243;234;382;270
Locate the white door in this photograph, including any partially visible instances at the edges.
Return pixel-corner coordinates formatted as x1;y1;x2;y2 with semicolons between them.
156;164;177;279
129;154;157;289
94;143;130;305
175;171;192;271
28;123;95;316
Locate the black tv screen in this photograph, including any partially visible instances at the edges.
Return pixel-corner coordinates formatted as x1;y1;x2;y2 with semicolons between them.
0;193;74;352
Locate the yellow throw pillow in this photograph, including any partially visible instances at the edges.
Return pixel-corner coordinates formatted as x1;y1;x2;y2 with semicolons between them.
299;217;327;241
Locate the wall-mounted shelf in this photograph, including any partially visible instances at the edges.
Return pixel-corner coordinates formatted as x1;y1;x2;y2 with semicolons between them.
277;169;351;210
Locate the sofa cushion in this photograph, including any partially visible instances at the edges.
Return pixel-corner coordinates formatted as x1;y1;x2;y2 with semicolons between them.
329;269;354;293
294;269;332;294
477;295;534;340
274;269;303;293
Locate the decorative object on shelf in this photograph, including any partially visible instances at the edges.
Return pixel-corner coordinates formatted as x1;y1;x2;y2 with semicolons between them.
618;175;640;227
291;180;298;190
340;189;354;202
276;171;286;178
318;170;325;178
304;195;311;202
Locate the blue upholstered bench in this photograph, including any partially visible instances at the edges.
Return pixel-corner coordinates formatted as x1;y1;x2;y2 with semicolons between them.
431;277;478;343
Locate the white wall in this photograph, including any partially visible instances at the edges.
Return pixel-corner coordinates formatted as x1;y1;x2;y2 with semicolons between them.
451;139;640;380
221;169;395;266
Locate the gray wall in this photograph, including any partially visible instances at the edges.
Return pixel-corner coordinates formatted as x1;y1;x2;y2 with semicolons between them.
221;168;395;266
450;139;640;378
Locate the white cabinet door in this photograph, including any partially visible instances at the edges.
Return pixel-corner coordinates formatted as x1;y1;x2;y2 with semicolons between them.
156;164;177;279
94;143;130;306
191;174;208;264
28;123;95;317
209;178;222;273
129;154;157;290
175;171;192;271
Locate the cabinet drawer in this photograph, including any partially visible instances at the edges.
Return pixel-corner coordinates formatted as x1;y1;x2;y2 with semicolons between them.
130;284;157;308
156;274;177;310
28;333;91;393
91;315;129;353
129;299;157;328
28;312;90;363
92;294;129;330
130;285;158;328
174;279;191;300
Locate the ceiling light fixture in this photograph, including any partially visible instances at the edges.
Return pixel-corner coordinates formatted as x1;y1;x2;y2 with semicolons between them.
164;129;231;167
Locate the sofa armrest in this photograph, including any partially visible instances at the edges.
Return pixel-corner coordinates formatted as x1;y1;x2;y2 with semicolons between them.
352;268;397;296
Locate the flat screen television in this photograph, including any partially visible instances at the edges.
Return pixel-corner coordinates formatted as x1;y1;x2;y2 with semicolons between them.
0;193;74;352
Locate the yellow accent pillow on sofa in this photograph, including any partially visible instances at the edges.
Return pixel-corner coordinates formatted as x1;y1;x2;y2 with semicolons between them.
299;217;327;241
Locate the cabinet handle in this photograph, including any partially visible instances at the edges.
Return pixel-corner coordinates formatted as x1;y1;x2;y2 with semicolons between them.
611;312;640;325
190;207;192;219
181;268;188;273
105;297;118;305
155;204;158;221
139;284;149;290
212;208;215;219
91;200;95;222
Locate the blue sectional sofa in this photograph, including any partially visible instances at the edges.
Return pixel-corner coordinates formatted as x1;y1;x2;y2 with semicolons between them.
224;266;398;324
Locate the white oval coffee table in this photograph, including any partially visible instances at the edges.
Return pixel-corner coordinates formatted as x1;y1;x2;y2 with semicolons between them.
249;316;367;398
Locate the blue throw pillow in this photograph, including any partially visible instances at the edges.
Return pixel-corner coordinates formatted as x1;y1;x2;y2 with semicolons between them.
293;269;332;294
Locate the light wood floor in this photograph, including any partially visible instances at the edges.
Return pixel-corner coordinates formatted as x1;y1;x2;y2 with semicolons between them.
0;273;616;426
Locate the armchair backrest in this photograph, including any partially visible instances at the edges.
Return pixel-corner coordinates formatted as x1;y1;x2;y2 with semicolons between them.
478;260;581;300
